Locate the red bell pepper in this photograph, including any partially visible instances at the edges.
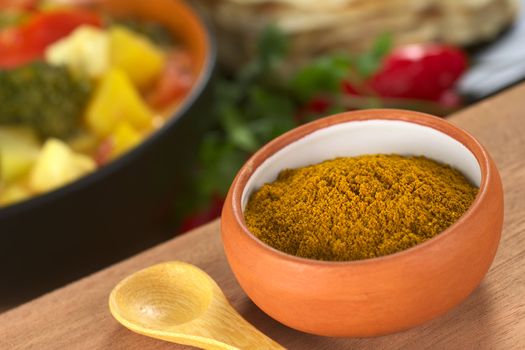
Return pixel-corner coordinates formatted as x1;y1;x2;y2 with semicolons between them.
179;196;225;233
344;44;468;103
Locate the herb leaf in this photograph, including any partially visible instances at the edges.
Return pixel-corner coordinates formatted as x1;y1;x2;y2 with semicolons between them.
290;54;352;101
258;25;289;69
220;106;258;153
355;32;393;78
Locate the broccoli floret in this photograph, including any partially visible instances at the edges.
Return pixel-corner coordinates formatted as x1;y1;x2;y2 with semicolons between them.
0;61;91;139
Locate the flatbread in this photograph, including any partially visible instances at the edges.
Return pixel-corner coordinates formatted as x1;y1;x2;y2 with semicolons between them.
191;0;518;71
227;0;362;11
197;0;429;33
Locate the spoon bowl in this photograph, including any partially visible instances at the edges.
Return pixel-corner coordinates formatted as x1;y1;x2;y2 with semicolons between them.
109;261;283;350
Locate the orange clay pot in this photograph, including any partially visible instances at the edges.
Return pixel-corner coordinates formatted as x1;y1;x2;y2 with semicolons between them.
221;109;503;337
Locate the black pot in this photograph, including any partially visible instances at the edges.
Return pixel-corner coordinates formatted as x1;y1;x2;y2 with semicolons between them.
0;0;216;306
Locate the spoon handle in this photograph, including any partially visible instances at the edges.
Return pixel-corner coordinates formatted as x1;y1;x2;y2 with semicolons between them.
216;301;286;350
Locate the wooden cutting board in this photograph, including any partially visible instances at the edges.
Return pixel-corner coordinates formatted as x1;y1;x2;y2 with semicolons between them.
1;83;525;349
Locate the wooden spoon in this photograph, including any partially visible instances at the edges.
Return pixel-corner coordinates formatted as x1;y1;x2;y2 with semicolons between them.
109;261;284;350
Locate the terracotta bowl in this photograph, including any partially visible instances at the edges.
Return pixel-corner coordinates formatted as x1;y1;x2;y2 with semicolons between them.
221;109;503;337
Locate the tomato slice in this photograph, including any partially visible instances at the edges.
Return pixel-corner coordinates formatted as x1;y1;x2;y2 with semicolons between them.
146;50;194;109
23;9;102;51
95;137;114;166
0;8;102;69
0;28;40;68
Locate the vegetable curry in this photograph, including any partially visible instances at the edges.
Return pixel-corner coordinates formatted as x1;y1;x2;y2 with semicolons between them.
0;1;195;207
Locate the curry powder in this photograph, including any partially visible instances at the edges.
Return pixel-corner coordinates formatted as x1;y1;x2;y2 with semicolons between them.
244;154;478;261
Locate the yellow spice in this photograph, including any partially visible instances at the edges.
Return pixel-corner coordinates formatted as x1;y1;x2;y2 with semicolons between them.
244;154;479;261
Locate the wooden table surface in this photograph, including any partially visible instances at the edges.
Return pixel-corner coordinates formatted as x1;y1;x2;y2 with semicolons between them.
2;84;525;350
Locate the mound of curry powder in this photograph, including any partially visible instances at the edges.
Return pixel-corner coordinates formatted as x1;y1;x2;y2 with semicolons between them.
244;154;479;261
